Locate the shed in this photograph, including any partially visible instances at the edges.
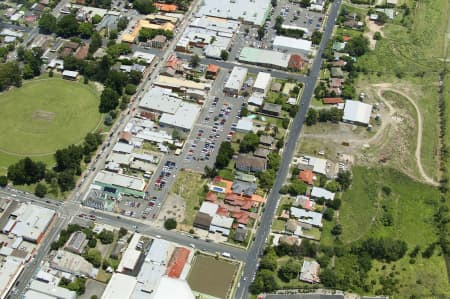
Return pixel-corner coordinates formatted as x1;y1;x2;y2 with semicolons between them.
62;70;79;80
262;103;282;116
343;100;373;126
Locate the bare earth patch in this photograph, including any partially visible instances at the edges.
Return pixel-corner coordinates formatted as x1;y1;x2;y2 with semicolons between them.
364;16;385;50
32;110;55;121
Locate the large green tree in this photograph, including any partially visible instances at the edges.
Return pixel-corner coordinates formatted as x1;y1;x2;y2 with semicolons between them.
239;132;260;153
56;15;80;38
38;12;57;34
99;87;120;113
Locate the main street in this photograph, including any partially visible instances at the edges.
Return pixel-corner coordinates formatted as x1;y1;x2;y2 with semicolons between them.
235;0;342;297
11;0;341;297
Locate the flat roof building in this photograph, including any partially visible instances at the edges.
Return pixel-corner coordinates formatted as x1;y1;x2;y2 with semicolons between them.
273;36;312;57
253;72;272;96
224;66;248;95
147;239;171;266
117;233;142;273
343;100;373;126
159;102;201;131
290;207;323;227
300;260;321;283
139;86;182;114
311;187;335;201
94;171;146;197
197;0;271;26
101;273;137;299
8;203;56;243
28;280;76;299
153;276;195;299
239;47;290;69
0;256;24;299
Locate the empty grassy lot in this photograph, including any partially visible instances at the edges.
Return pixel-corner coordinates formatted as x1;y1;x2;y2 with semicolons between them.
355;0;449;180
170;170;207;228
0;78;101;173
336;166;449;297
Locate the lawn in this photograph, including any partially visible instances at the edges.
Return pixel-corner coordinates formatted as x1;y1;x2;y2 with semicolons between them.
0;78;101;173
355;0;449;179
170;170;207;227
337;166;449;297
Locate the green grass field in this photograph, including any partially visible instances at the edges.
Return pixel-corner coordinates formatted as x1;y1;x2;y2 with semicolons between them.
335;166;449;297
0;78;101;173
355;0;449;180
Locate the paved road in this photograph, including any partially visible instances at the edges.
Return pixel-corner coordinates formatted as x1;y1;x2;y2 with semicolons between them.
234;1;342;298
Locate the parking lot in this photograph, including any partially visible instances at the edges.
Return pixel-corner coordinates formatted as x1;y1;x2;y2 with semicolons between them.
181;69;245;172
278;0;325;37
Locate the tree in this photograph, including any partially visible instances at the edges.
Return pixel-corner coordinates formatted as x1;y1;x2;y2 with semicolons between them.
336;171;352;190
325;180;340;192
190;54;200;68
278;260;301;282
105;70;129;95
0;62;22;91
320;268;338;287
311;30;323;45
91;296;99;299
84;249;102;267
125;83;137;95
99;87;120;113
129;70;143;85
0;176;7;187
215;142;234;169
331;224;342;236
55;145;83;172
300;0;311;7
57;170;76;192
239;132;260;153
257;27;265;40
323;208;334;221
133;0;156;14
7;157;46;185
89;31;102;54
240;107;248;117
39;12;57;34
118;227;128;238
258;169;276;190
220;49;229;61
250;269;278;294
35;183;47;198
306;109;318;125
98;229;114;244
56;15;80;38
373;31;382;40
345;35;369;57
87;238;97;248
117;17;129;31
79;22;94;38
288;180;307;196
164;218;177;230
268;153;281;171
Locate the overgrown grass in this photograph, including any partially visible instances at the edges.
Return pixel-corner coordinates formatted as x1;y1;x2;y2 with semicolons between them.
171;170;207;227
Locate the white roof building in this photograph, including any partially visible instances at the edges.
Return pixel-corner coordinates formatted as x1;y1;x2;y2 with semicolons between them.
224;66;248;94
197;0;271;26
132;51;155;64
153;276;195;299
28;280;76;299
147;239;170;265
94;171;146;192
290;207;323;227
239;47;290;69
0;256;24;299
199;202;219;217
62;70;79;79
297;155;328;175
311;187;335;201
253;72;272;96
117;233;142;272
236;117;254;133
248;94;264;107
159;102;201;131
9;203;56;243
273;36;312;56
101;273;137;299
210;215;234;236
139;86;182;114
112;143;134;154
343;100;373;126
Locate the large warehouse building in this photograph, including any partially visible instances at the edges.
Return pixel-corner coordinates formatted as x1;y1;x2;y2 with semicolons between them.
239;47;290;69
343;100;373;126
273;36;312;57
196;0;271;26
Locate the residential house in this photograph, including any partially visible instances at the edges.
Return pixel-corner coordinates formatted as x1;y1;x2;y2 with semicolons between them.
234;227;247;243
231;180;257;197
298;169;314;185
290;207;323;227
288;54;304;71
259;135;274;147
310;186;335;201
322;97;344;105
193;212;212;230
271;82;282;92
299;260;320;283
254;147;270;159
235;154;267;172
209;215;234;236
330;67;344;78
262;103;282;116
294;195;314;210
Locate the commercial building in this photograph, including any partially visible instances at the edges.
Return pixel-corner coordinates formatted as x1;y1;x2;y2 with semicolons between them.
121;15;175;43
197;0;271;26
153;276;195;299
253;72;272;96
117;233;143;273
239;47;290;69
343;100;373;126
101;273;137;299
159;101;201;131
50;250;95;278
93;171;146;197
295;155;328;176
5;203;56;243
26;280;76;299
64;231;87;254
224;66;248;95
155;75;207;91
132;51;156;64
139;86;182;114
147;239;171;266
273;36;312;57
0;256;24;299
209;215;234;236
